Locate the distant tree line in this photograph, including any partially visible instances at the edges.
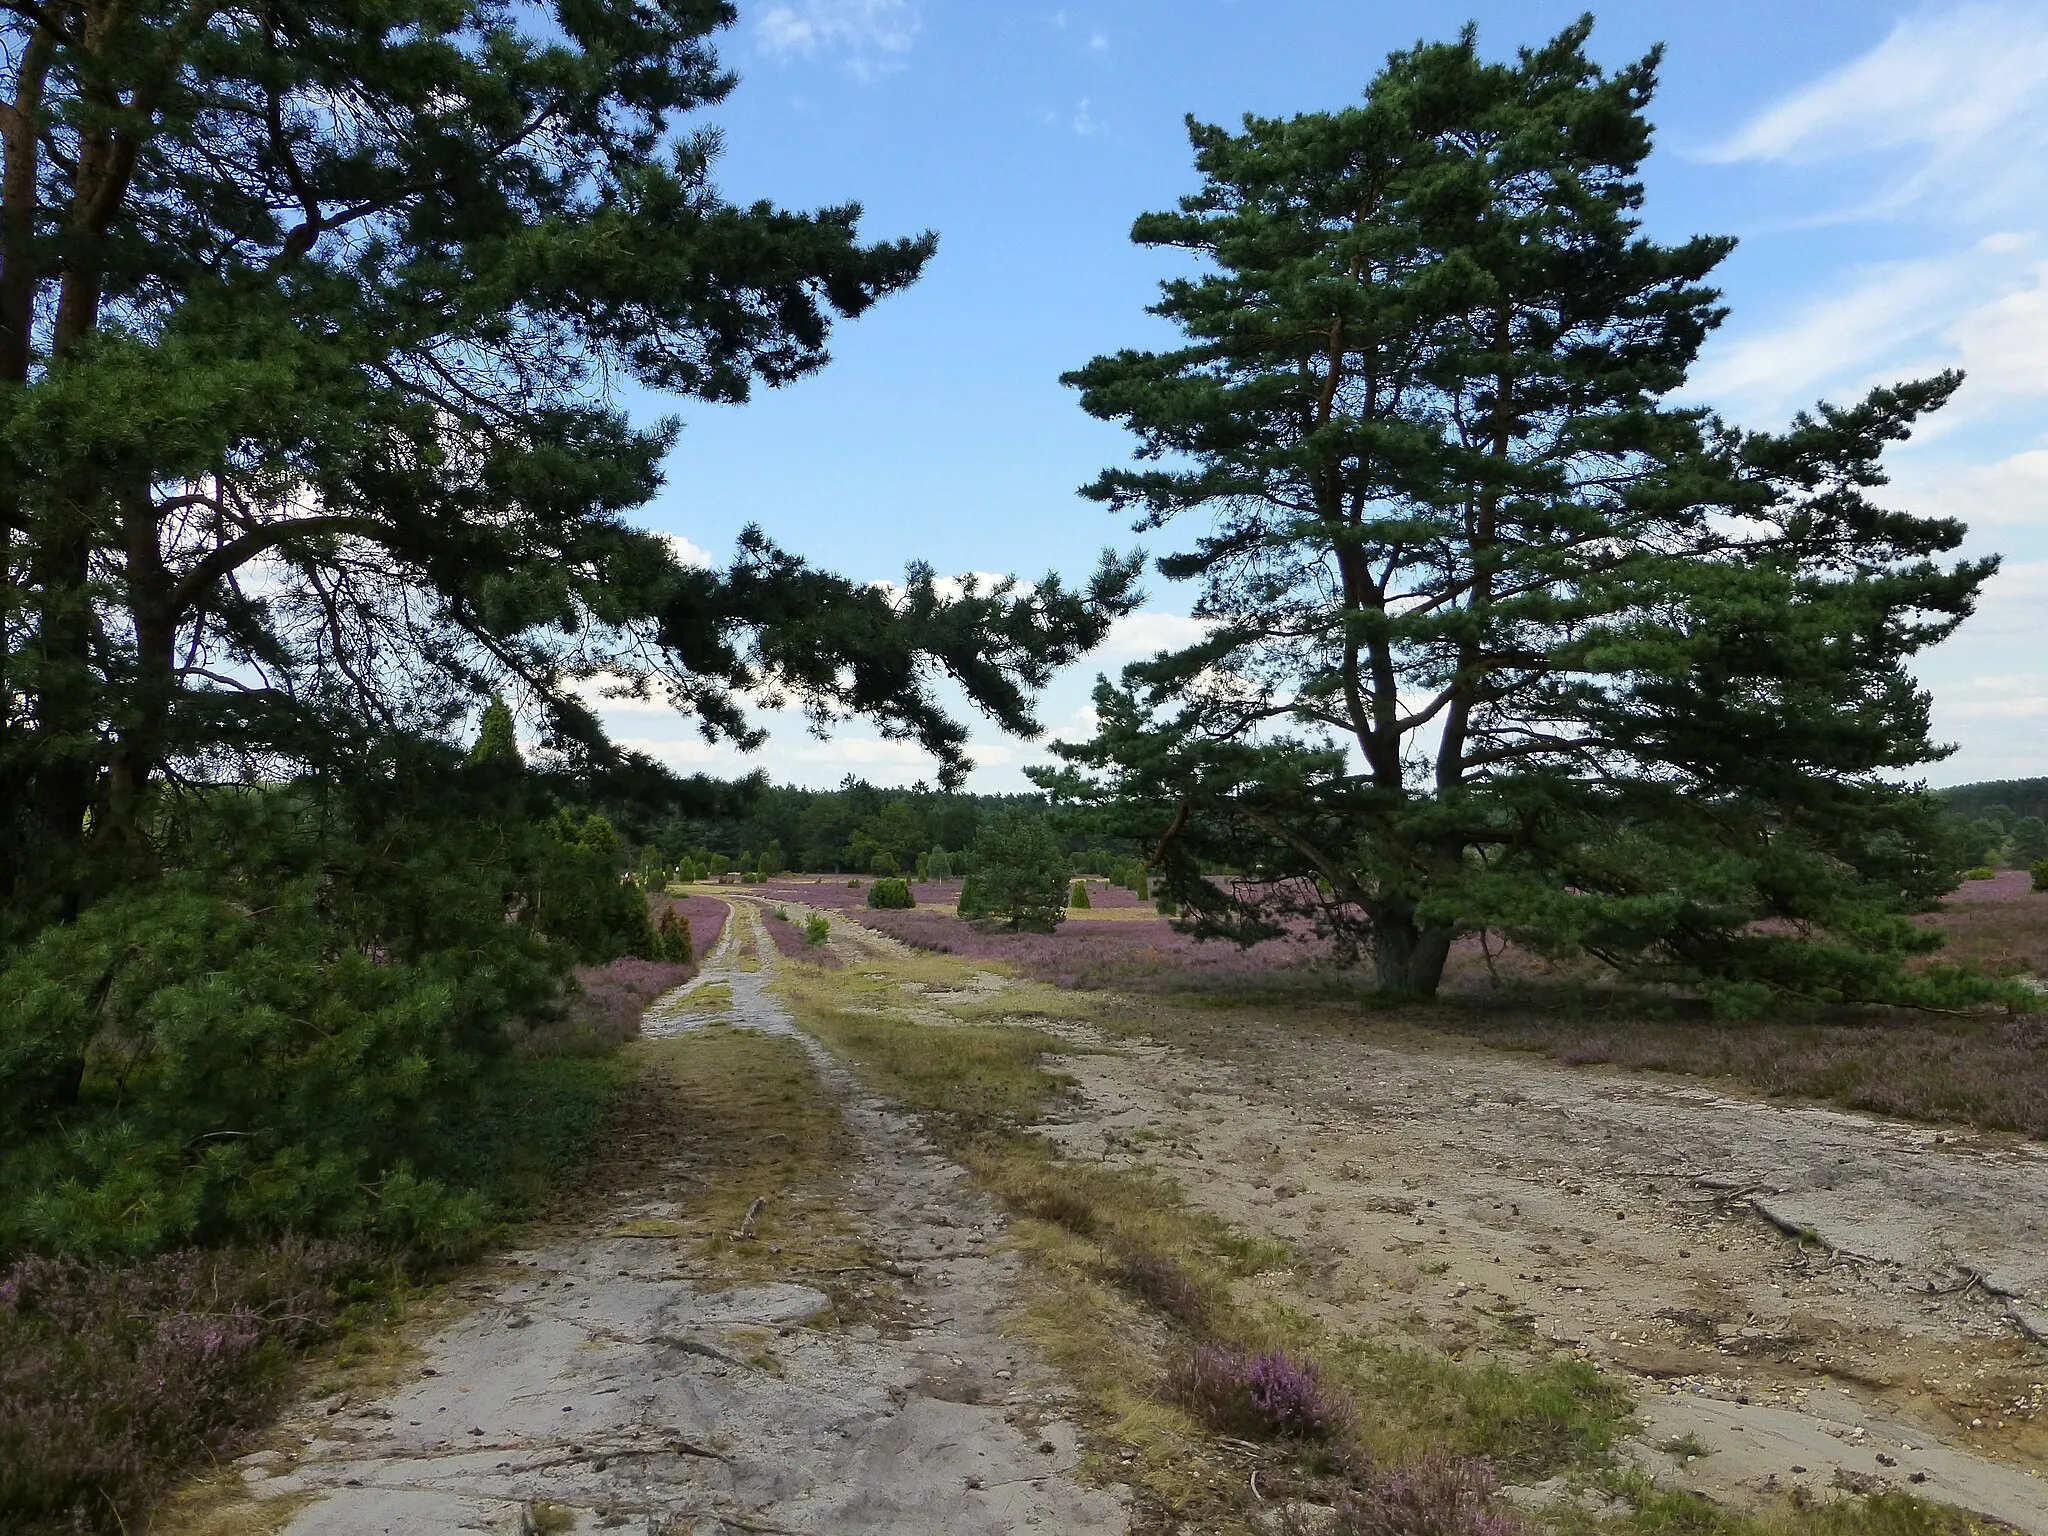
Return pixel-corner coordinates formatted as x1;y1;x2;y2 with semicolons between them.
587;774;1157;880
1938;780;2048;871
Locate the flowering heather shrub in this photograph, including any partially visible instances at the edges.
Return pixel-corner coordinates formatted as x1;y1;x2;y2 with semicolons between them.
1173;1343;1351;1441
1552;1038;1614;1067
563;956;696;1044
1332;1451;1526;1536
749;879;1324;992
763;906;842;968
0;1240;375;1533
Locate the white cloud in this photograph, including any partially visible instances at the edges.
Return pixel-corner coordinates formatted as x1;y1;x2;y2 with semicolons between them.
1095;609;1209;659
1072;97;1104;136
1688;256;1965;414
1687;239;2048;423
755;0;918;74
1944;259;2048;398
1917;560;2048;781
1710;5;2048;219
1088;28;1108;52
661;531;715;568
1713;4;2048;164
1892;446;2048;529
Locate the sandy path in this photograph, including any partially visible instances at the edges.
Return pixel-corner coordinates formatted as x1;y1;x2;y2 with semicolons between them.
1010;998;2048;1530
228;903;1126;1536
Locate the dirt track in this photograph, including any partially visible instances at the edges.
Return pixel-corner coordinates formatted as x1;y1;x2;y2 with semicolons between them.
218;906;1124;1535
1004;989;2048;1528
211;906;2048;1533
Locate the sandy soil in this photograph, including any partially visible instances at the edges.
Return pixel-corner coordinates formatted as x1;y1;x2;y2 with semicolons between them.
220;904;1126;1536
1005;994;2048;1531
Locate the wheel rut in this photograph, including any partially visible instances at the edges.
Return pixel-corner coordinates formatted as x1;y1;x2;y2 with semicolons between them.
226;901;1125;1536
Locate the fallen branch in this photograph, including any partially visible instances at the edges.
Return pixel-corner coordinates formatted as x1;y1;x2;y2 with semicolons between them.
731;1196;767;1240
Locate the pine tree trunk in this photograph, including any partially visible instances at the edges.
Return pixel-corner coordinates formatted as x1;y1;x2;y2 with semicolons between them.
1370;902;1454;998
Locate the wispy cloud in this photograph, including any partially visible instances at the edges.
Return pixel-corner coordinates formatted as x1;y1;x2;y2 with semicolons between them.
1919;561;2048;780
1688;256;1966;413
1892;447;2048;530
756;0;919;78
1710;3;2048;219
1689;237;2048;424
1071;97;1104;136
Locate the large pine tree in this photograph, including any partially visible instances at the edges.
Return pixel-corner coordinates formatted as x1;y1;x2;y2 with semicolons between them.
0;0;1138;934
1041;21;1997;1009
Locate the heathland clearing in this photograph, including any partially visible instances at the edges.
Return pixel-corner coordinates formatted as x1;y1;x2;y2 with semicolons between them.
190;893;2048;1535
817;903;2048;1531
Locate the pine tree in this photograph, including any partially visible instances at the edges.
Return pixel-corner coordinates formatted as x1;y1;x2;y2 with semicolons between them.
470;695;522;766
0;0;1141;937
957;810;1067;932
1041;20;1997;1009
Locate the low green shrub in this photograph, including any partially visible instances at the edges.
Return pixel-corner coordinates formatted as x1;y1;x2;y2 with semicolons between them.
2033;857;2048;893
803;913;831;946
0;768;650;1262
1070;880;1091;909
1964;866;1998;881
867;877;916;910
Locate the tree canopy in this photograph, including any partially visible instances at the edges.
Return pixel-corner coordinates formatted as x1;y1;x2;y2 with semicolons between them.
1040;20;2000;1010
0;0;1139;937
958;808;1068;932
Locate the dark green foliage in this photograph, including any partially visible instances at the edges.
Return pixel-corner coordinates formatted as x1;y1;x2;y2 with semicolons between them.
2033;859;2048;893
866;877;916;910
927;846;955;880
1071;880;1092;909
470;696;523;767
2008;816;2048;869
1041;20;2002;1009
0;757;647;1260
1940;779;2048;825
653;904;696;964
803;913;832;946
958;810;1069;932
0;0;1140;939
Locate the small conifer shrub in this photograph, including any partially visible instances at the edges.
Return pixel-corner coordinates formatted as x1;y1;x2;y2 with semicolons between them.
653;904;694;965
1070;880;1091;909
867;877;915;910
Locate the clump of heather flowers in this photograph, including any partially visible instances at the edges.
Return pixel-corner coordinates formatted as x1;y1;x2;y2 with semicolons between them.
0;1241;375;1533
1173;1343;1352;1440
1332;1451;1526;1536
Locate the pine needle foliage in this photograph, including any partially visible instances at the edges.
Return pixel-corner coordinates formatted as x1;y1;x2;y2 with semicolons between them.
0;0;1140;937
1040;20;2003;1010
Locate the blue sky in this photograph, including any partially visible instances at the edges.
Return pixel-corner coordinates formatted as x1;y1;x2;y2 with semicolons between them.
599;1;2048;790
